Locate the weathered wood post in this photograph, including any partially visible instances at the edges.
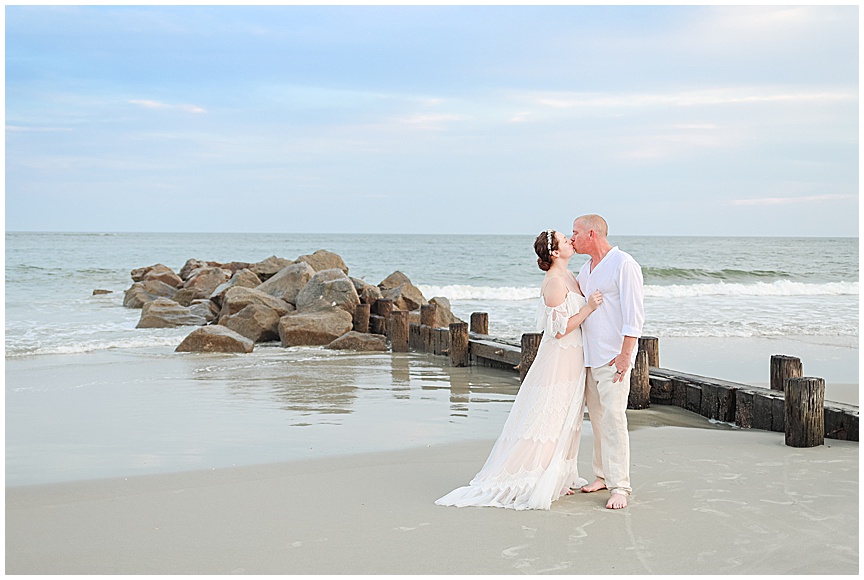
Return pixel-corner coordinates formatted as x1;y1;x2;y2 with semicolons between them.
370;299;393;335
408;322;421;351
420;304;437;352
519;332;543;383
449;322;469;367
638;336;659;367
785;377;825;447
389;310;409;353
627;349;650;409
470;312;489;335
353;303;370;333
771;355;802;392
420;304;438;327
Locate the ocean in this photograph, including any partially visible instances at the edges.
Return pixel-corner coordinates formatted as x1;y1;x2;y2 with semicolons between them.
5;232;859;485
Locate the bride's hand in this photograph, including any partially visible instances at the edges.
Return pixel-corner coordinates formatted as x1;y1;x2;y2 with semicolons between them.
588;290;603;310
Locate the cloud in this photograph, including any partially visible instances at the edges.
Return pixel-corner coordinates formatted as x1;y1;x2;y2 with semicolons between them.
520;88;854;110
129;99;206;114
393;113;470;130
730;194;856;206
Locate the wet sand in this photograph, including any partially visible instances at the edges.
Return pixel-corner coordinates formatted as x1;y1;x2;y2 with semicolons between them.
6;413;858;575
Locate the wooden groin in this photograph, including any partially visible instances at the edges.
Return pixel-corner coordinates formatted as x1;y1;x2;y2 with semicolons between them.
359;305;859;444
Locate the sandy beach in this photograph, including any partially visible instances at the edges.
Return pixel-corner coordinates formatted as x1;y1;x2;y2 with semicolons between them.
6;405;858;575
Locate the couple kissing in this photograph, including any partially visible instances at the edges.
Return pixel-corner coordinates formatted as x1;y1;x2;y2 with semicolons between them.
436;214;645;511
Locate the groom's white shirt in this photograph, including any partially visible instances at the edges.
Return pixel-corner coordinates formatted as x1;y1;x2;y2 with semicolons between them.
575;246;645;368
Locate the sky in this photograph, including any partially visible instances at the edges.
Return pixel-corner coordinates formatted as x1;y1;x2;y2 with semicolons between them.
4;4;859;236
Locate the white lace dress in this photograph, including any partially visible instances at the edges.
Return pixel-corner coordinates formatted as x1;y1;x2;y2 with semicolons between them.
435;290;588;510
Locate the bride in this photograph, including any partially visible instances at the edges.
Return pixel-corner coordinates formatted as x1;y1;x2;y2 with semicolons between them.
436;229;602;510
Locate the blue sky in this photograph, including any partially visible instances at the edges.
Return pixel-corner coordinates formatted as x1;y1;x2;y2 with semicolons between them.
5;5;859;236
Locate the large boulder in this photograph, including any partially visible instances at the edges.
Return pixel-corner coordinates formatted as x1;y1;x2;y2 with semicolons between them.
256;262;316;305
210;268;262;308
325;331;388;352
123;280;178;308
182;267;231;301
277;308;353;347
351;277;383;306
294;268;360;314
378;271;428;311
219;286;294;320
219;304;281;343
429;296;464;327
378;271;413;290
140;264;183;288
249;256;295;282
136;297;211;328
179;259;209;281
295;250;349;274
175;326;254;353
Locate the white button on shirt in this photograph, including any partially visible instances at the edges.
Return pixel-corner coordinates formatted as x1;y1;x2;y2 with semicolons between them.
575;247;645;368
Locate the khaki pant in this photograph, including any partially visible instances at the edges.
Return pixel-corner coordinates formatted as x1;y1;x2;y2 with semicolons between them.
585;364;631;496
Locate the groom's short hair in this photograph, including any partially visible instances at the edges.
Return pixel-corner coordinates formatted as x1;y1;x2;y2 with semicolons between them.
577;214;608;238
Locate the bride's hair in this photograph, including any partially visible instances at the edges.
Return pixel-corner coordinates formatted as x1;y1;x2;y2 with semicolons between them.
534;230;558;271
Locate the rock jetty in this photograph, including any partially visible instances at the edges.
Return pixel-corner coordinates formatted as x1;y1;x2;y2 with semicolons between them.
121;250;463;354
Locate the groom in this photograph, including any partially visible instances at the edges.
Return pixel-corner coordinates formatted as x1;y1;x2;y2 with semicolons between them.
571;214;644;509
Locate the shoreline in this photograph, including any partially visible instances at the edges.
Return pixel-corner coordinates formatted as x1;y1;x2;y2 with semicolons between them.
6;420;858;574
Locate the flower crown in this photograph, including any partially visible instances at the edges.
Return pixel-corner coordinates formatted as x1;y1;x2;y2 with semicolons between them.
546;229;554;254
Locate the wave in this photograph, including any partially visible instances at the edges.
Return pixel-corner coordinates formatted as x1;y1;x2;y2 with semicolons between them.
642;267;788;282
643;280;858;298
421;280;858;301
5;334;186;357
418;284;540;301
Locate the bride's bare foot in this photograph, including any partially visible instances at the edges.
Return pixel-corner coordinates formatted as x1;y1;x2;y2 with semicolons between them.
606;493;628;509
581;479;607;493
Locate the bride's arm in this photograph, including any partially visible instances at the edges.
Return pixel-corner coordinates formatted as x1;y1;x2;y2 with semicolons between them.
555;291;602;339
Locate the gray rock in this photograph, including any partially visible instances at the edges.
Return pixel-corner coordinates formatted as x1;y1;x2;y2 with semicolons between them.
256;262;316;305
294;268;360;314
249;256;295;282
325;331;388;351
295;249;349;274
219;286;294;320
142;264;183;288
351;277;383;305
430;296;464;327
189;299;219;323
210;268;262;308
123;280;178;308
378;271;413;290
179;259;209;281
378;270;427;311
175;325;254;353
219;304;281;343
380;282;427;312
136;297;211;328
182;267;231;301
278;308;354;347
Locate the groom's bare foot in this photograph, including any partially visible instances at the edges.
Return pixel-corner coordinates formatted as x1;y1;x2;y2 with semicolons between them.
606;493;628;509
581;479;607;493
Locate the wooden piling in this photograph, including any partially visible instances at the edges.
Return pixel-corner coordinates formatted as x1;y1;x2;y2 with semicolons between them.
627;349;650;409
420;303;438;328
785;377;825;447
449;322;469;367
519;332;543;383
470;312;489;335
375;298;394;319
389;310;409;353
408;322;421;351
353;303;370;333
638;336;660;367
770;355;802;392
